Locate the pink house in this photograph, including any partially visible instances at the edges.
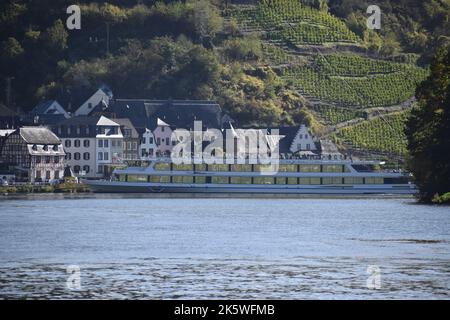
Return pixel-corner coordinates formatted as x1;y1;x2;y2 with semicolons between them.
153;118;175;157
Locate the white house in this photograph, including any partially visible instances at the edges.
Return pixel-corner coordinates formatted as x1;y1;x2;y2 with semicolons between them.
140;128;157;159
289;124;318;153
96;116;123;177
74;86;113;116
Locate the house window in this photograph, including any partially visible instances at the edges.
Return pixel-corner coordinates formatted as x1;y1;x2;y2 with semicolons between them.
166;139;170;146
83;152;90;160
74;166;80;174
127;142;132;150
36;156;41;163
54;156;59;163
149;149;154;156
98;165;103;173
36;170;41;180
76;126;81;135
84;140;90;148
142;137;146;144
74;140;80;148
305;134;309;139
104;152;109;161
46;171;51;180
54;170;60;179
45;156;51;163
149;137;154;144
65;140;71;148
141;149;147;157
83;165;90;173
299;134;303;139
157;138;161;145
66;153;71;160
98;140;103;148
98;152;103;160
104;140;109;148
86;126;90;135
161;127;165;132
297;144;302;150
133;142;137;150
74;153;81;160
306;144;311;150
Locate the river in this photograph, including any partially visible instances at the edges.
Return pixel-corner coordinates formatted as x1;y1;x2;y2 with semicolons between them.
0;195;449;299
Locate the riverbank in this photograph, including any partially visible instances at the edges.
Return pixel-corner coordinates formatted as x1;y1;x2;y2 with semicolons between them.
0;183;90;195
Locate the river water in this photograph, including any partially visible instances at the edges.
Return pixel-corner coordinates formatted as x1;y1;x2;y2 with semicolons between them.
0;195;449;299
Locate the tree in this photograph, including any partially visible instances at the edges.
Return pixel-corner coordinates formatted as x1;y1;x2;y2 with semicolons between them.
405;45;450;202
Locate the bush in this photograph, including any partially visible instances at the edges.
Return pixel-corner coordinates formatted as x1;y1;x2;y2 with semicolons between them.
432;192;450;204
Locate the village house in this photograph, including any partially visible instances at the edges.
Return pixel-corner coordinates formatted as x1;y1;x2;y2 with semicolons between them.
51;116;98;178
74;85;113;116
0;127;65;183
21;100;70;126
96;116;123;177
140;128;157;160
113;118;140;160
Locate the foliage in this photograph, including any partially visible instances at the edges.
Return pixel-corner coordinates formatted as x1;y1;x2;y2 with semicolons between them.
405;46;450;203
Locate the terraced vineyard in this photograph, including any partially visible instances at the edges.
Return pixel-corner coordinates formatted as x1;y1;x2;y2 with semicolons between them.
312;54;415;76
231;0;360;46
336;112;410;155
228;1;428;157
282;63;428;107
312;105;364;125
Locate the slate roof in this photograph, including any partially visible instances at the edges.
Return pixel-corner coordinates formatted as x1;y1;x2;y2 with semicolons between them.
31;100;58;115
113;118;139;139
19;127;61;145
99;99;222;130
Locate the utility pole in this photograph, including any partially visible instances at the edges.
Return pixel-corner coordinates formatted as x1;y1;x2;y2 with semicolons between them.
5;77;15;128
106;22;110;55
5;77;14;110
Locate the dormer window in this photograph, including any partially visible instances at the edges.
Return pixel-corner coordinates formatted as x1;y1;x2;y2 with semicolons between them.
32;144;37;151
53;145;58;151
43;145;48;151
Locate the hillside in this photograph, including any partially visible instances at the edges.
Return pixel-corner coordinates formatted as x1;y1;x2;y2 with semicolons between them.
1;0;449;160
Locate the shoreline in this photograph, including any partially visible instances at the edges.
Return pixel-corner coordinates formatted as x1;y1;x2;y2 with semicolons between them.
0;192;415;201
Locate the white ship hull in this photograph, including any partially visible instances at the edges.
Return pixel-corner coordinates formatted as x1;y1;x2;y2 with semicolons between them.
84;180;416;195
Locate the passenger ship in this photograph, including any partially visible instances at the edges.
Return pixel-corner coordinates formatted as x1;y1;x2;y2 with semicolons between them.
84;159;416;195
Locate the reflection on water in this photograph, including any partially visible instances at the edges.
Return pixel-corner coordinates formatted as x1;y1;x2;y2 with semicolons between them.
0;195;449;299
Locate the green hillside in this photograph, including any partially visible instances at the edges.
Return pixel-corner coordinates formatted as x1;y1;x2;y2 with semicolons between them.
0;0;449;159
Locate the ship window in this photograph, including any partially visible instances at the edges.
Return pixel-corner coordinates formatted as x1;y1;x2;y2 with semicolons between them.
128;175;148;183
208;164;229;172
150;175;170;183
254;164;277;173
119;175;126;182
195;176;206;184
365;177;384;184
231;164;252;172
172;176;194;184
154;163;170;171
322;177;343;185
299;165;321;172
278;165;297;172
194;164;207;171
211;176;229;184
287;177;298;185
344;177;364;184
230;177;252;184
275;177;286;185
322;165;344;173
299;178;321;185
253;177;274;185
173;164;193;171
